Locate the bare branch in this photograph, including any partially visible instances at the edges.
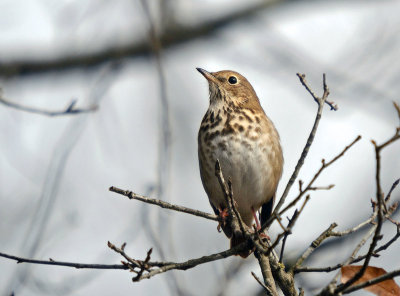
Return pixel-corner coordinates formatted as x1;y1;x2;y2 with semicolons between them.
0;242;250;283
277;210;298;261
279;195;310;262
331;105;400;293
270;135;363;266
251;271;274;295
372;103;400;152
393;101;400;124
279;135;361;217
215;160;296;294
330;211;377;237
317;199;398;295
385;178;400;203
295;224;400;273
318;202;397;294
307;185;335;191
3;77;396;295
215;159;270;256
296;73;337;110
267;73;333;231
334;121;400;294
125;244;245;281
302;224;377;280
214;160;247;238
109;186;218;221
107;242;163;270
254;254;279;296
342;268;400;295
267;251;298;296
133;248;153;282
293;223;338;272
0;93;97;116
0;251;127;270
329;225;378;294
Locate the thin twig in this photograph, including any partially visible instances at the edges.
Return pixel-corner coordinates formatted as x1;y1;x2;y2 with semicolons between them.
307;185;335;191
279;135;361;217
266;73;333;231
106;242;166;272
132;244;246;281
214;160;247;239
295;225;400;273
292;223;337;272
0;94;97;116
315;204;398;294
109;186;218;221
342;268;400;295
0;252;128;270
327;224;378;294
385;178;400;203
214;160;281;293
296;74;338;111
107;242;142;268
278;210;298;262
1;242;249;282
251;271;274;295
279;196;310;262
333;107;400;294
330;211;377;237
133;248;153;282
334;128;400;294
393;101;400;123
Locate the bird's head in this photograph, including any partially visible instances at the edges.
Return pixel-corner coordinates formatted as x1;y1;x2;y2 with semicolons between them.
196;68;261;110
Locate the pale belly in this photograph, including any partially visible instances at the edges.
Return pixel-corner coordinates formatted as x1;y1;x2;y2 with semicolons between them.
199;132;278;227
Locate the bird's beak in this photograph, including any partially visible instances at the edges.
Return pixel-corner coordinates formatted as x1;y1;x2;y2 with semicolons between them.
196;68;218;84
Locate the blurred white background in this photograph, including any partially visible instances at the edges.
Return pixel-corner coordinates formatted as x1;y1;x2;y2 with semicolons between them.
0;0;399;295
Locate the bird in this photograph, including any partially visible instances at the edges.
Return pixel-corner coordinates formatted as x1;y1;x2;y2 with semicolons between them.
197;68;283;257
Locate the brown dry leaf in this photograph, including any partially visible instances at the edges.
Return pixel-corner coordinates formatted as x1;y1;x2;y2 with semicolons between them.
341;265;400;296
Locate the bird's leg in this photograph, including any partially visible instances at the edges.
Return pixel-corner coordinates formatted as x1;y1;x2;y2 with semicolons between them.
251;206;261;230
217;207;229;232
252;207;269;239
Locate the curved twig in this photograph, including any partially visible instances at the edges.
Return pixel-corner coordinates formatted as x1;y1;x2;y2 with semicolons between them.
109;186;218;221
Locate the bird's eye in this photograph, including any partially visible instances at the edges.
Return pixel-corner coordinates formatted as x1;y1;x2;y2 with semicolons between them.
228;76;237;85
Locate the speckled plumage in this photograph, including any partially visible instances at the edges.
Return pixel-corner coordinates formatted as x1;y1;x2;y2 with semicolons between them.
197;68;283;252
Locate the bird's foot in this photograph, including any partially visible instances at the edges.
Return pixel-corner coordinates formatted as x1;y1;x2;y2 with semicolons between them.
252;224;270;240
217;208;229;232
251;207;271;241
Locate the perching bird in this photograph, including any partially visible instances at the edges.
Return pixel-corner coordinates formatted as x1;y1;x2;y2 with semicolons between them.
197;68;283;257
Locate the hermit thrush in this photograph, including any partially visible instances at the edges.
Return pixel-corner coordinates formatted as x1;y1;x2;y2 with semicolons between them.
197;68;283;257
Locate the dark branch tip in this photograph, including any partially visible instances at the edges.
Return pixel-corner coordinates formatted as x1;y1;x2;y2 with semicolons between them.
66;100;77;112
